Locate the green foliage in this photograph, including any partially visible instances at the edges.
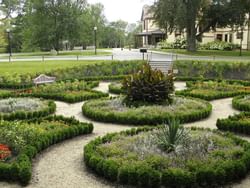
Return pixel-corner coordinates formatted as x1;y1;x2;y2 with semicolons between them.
82;96;212;125
108;82;124;94
200;41;240;51
84;127;250;187
122;64;174;105
156;119;190;153
217;112;250;135
0;115;93;185
232;95;250;111
175;60;250;80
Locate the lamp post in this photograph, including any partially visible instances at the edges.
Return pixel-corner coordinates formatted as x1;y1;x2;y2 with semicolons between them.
6;29;12;58
94;26;97;55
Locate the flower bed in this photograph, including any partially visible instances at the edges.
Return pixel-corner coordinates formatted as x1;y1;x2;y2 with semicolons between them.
0;115;93;185
82;97;212;125
176;81;250;100
0;98;56;120
84;127;250;187
217;112;250;135
232;95;250;111
17;81;108;103
0;144;11;161
108;82;124;94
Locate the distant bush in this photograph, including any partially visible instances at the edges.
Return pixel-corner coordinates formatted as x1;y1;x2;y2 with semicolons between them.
199;41;239;51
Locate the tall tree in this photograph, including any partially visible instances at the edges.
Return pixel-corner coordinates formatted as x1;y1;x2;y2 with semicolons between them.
153;0;248;52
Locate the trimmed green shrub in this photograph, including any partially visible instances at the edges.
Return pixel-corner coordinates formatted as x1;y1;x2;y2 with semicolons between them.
108;82;124;94
0;115;93;185
217;112;250;135
232;95;250;111
82;96;212;125
84;127;250;187
0;98;56;120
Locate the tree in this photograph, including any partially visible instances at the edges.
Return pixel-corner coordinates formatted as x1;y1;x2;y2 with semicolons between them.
153;0;248;52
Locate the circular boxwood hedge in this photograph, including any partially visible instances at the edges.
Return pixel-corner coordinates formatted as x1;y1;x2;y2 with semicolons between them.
108;82;124;94
0;98;56;120
82;97;212;125
232;95;250;111
84;127;250;188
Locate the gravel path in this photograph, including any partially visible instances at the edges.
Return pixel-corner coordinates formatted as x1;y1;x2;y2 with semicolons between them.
1;82;250;188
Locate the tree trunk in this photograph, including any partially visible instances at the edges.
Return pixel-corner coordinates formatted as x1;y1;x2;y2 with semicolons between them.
186;21;197;52
247;13;250;51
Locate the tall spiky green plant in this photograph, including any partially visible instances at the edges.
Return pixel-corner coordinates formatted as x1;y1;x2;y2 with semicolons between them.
156;119;190;153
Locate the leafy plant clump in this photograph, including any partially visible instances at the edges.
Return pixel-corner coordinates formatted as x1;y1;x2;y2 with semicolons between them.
122;64;174;105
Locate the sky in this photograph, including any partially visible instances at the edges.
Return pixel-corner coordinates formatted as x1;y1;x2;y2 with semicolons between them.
87;0;154;23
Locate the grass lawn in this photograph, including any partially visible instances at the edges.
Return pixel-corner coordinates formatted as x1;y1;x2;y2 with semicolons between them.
1;50;111;57
0;60;105;75
155;49;250;57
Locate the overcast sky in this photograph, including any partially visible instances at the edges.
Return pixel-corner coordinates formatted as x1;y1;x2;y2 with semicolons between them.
88;0;154;23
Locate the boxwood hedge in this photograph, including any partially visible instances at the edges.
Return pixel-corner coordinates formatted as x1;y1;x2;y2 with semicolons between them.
0;115;93;185
217;112;250;135
232;95;250;111
108;82;124;94
0;99;56;121
84;127;250;188
82;97;212;125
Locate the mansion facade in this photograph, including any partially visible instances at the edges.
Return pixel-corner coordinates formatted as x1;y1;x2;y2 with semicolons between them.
137;5;250;50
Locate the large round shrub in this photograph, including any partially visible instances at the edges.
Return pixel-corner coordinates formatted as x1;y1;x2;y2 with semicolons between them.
82;96;212;125
232;95;250;111
122;64;174;104
84;127;250;187
0;98;56;120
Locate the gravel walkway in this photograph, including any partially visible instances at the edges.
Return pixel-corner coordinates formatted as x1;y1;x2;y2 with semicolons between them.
1;82;250;188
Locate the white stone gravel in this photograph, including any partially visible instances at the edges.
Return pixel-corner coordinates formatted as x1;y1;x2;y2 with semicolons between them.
1;82;250;188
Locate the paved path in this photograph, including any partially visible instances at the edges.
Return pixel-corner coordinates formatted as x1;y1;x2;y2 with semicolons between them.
1;82;250;188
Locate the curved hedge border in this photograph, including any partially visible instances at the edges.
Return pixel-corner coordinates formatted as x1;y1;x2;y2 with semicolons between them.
232;95;250;111
82;97;212;125
108;83;124;94
0;115;93;185
84;127;250;188
19;90;109;103
217;112;250;135
0;99;56;121
176;89;247;101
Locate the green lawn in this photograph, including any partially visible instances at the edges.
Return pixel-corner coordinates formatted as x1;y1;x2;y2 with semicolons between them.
0;60;105;75
156;49;250;57
1;50;111;57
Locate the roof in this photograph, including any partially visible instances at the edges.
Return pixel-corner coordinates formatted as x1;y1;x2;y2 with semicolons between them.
141;5;154;21
136;29;165;36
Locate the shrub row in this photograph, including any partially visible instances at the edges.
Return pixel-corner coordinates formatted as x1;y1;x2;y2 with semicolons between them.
84;127;250;187
0;100;56;121
176;89;247;101
108;83;124;94
82;98;212;125
217;112;250;135
174;60;250;80
0;115;94;185
18;90;109;103
232;95;250;111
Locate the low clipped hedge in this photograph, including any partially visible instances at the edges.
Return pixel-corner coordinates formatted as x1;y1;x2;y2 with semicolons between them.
217;112;250;135
233;95;250;111
176;89;247;101
0;115;93;185
82;97;212;125
0;99;56;121
19;90;108;103
108;83;124;94
84;127;250;187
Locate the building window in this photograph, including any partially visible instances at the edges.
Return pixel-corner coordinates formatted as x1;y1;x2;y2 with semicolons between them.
216;34;223;41
229;34;233;43
237;32;243;40
224;34;228;42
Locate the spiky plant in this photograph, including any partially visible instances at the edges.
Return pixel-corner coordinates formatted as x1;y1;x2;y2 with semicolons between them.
156;119;190;153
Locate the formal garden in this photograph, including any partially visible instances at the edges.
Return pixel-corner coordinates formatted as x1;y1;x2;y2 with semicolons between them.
1;59;250;187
